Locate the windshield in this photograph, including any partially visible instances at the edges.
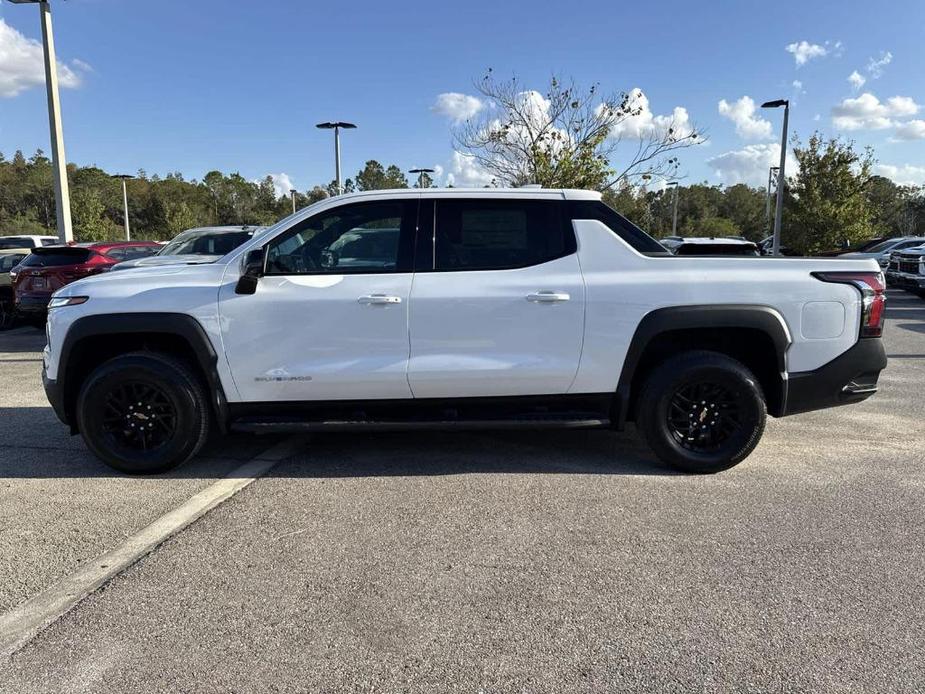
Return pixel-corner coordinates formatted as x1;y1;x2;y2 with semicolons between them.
22;248;92;266
863;240;898;254
158;231;253;257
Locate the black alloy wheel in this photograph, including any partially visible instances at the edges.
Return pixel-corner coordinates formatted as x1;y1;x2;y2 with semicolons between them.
637;350;766;473
77;352;210;474
101;381;179;452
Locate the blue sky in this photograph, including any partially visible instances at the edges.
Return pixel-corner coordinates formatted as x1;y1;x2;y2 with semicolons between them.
1;0;924;193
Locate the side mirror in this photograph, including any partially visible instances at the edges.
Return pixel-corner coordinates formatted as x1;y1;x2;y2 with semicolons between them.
235;248;265;295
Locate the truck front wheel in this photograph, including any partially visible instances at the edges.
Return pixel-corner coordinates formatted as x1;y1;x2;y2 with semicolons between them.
637;350;766;473
76;352;210;474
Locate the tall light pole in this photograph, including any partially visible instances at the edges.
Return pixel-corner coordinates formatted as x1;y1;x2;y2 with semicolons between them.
10;0;73;243
762;99;790;256
113;174;134;240
765;166;779;236
667;181;680;236
290;188;297;214
409;167;435;189
315;121;356;195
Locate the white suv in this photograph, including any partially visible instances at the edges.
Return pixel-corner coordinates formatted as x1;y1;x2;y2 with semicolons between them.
42;188;887;474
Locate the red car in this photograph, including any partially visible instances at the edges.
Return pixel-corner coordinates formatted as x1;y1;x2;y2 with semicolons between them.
12;241;161;318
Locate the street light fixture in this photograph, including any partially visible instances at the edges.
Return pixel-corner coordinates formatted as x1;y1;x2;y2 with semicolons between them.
762;99;790;256
409;167;435;189
289;188;297;214
667;181;680;236
112;174;135;240
9;0;73;243
315;121;356;195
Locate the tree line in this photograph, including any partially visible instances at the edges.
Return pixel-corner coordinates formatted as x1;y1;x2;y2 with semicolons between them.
2;139;922;255
0;152;427;242
605;135;924;252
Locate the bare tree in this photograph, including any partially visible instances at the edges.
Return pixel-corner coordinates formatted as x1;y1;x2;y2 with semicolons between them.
453;71;704;190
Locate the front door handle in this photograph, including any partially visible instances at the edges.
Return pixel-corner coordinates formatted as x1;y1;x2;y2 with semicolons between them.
526;291;570;303
358;294;402;305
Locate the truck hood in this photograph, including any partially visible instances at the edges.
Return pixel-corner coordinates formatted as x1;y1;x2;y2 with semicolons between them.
110;254;223;271
54;261;229;298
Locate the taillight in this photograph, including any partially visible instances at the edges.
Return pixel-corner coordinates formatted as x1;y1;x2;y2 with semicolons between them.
813;271;886;338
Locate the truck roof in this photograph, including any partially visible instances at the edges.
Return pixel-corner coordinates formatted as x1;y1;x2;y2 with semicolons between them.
330;188;603;203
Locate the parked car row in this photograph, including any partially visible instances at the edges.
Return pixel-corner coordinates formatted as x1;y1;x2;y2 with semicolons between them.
884;242;925;296
0;226;265;330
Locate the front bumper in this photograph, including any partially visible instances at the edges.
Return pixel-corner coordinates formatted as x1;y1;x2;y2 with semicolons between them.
892;272;925;291
782;338;887;416
42;366;69;427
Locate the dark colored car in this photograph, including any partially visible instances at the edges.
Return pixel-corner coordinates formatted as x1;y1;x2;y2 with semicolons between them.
12;241;160;318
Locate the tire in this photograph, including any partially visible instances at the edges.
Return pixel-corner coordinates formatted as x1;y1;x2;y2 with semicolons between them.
636;350;766;474
76;351;210;474
0;297;15;331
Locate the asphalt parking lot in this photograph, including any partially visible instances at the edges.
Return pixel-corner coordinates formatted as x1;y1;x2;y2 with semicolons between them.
0;292;923;693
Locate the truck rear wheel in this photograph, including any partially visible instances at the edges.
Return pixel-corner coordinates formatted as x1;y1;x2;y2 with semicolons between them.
637;350;766;473
76;352;210;474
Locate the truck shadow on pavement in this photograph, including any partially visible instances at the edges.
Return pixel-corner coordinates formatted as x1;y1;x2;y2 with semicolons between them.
0;407;672;478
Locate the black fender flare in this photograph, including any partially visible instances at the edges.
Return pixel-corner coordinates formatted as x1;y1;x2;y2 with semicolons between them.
613;305;792;427
58;313;229;432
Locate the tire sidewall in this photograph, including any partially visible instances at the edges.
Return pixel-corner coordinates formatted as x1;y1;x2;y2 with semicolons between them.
77;355;205;474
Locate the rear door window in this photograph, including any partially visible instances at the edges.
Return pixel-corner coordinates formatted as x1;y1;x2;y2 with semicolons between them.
430;199;574;271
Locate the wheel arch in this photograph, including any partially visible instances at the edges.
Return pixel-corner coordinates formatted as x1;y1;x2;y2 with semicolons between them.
58;313;228;433
614;305;791;426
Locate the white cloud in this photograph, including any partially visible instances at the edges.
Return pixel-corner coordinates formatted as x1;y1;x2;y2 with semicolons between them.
785;40;828;66
831;92;920;130
445;151;494;187
886;95;918;117
431;92;484;123
848;70;866;91
892;120;925;141
268;173;295;198
717;96;773;140
0;19;88;98
874;164;925;187
792;80;804;92
607;88;694;141
707;144;796;187
867;51;892;79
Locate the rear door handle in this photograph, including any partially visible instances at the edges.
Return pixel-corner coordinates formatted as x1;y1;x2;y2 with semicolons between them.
357;294;402;305
526;291;570;303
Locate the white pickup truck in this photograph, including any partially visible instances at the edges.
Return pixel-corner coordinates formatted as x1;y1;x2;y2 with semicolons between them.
42;188;887;474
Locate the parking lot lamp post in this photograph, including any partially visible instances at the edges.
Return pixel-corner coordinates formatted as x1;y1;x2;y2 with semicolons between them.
10;0;73;243
765;166;779;236
667;181;679;236
290;188;297;214
113;174;134;240
409;167;435;189
762;99;790;256
316;122;356;195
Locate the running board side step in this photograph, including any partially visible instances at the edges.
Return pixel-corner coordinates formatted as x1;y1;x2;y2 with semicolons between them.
231;418;611;434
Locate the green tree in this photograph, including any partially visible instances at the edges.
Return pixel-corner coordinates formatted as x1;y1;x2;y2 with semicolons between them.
786;134;875;254
355;161;409;191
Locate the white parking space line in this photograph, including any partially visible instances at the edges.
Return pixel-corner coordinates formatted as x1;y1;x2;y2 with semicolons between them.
0;436;302;659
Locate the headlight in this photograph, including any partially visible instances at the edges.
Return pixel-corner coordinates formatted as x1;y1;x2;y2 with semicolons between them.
47;296;89;309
